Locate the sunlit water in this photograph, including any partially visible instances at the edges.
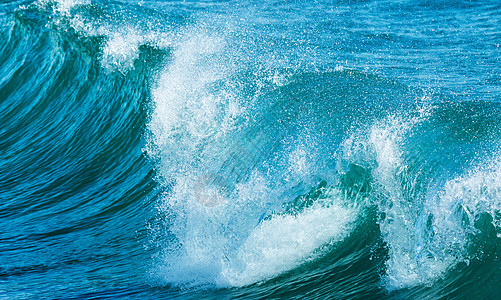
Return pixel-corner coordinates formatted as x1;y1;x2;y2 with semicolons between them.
1;0;500;298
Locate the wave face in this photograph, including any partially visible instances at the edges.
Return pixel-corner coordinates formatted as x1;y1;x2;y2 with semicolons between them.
1;0;501;298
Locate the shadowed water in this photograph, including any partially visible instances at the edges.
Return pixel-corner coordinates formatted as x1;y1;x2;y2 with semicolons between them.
1;0;500;299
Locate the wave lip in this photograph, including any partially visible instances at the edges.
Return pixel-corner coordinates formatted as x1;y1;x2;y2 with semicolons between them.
153;183;359;288
219;191;358;287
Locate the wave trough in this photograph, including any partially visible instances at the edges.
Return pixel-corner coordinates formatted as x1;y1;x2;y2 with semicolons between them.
1;0;501;299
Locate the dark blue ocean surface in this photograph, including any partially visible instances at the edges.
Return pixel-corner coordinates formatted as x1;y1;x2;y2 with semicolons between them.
1;0;500;298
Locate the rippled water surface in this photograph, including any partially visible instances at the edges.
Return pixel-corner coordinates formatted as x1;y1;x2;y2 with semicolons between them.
1;0;500;298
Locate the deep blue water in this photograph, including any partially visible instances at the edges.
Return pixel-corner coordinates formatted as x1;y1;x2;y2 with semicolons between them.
1;0;501;299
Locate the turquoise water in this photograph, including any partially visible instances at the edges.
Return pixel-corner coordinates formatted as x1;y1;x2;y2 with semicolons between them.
1;0;500;298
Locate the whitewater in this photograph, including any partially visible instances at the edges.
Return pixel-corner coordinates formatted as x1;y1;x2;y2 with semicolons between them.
1;0;500;299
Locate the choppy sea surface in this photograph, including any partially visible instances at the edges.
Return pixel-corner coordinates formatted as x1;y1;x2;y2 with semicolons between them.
1;0;500;298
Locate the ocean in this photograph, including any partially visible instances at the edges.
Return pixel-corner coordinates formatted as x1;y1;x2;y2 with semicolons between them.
1;0;500;298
